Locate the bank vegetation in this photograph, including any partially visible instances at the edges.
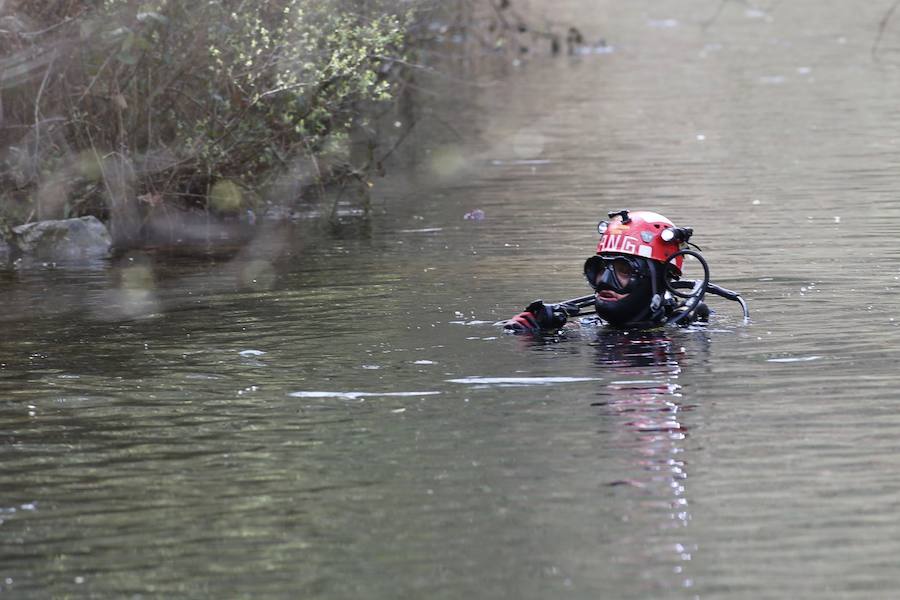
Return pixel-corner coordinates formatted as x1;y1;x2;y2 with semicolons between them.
0;0;572;250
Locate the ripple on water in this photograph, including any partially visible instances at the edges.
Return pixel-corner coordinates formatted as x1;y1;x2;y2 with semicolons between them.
766;355;822;363
288;390;442;400
238;349;266;357
446;376;601;387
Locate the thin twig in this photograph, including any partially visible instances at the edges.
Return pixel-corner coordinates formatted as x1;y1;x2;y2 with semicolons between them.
87;130;115;213
4;16;77;39
77;54;114;104
377;117;417;165
426;111;465;141
253;81;312;102
33;51;57;176
488;0;512;31
303;138;327;206
701;0;731;30
370;54;488;88
369;54;437;74
873;0;900;61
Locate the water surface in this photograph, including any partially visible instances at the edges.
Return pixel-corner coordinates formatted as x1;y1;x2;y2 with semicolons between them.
5;0;900;597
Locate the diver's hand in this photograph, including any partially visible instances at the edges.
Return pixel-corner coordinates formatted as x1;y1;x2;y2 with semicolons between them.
504;300;577;331
505;311;541;331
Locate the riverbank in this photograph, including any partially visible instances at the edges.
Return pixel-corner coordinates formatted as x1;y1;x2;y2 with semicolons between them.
0;2;417;248
0;1;587;266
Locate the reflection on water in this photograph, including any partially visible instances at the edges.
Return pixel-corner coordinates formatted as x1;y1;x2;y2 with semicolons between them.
7;0;900;597
590;331;698;592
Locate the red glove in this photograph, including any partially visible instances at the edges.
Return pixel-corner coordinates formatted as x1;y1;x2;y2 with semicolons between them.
504;311;541;331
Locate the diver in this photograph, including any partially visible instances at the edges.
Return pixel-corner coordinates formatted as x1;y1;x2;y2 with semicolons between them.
504;209;749;332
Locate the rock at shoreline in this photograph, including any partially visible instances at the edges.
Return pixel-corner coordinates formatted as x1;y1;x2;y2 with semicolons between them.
13;216;112;262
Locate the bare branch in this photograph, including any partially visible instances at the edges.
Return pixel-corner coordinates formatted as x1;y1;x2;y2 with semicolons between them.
873;0;900;61
33;50;57;176
701;0;729;30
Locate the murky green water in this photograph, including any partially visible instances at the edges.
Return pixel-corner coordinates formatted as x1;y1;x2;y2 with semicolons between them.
5;0;900;597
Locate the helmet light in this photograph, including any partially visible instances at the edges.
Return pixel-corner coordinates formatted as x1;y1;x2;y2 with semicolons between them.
661;227;693;243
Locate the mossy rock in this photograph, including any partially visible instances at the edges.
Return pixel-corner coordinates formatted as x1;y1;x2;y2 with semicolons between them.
13;216;112;262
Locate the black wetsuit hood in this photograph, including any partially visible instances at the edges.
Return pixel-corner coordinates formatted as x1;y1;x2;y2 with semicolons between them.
590;257;669;328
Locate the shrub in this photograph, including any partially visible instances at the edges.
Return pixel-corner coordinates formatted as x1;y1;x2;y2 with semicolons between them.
0;0;413;239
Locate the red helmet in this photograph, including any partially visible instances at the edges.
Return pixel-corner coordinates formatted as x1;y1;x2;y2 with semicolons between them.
595;210;690;274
